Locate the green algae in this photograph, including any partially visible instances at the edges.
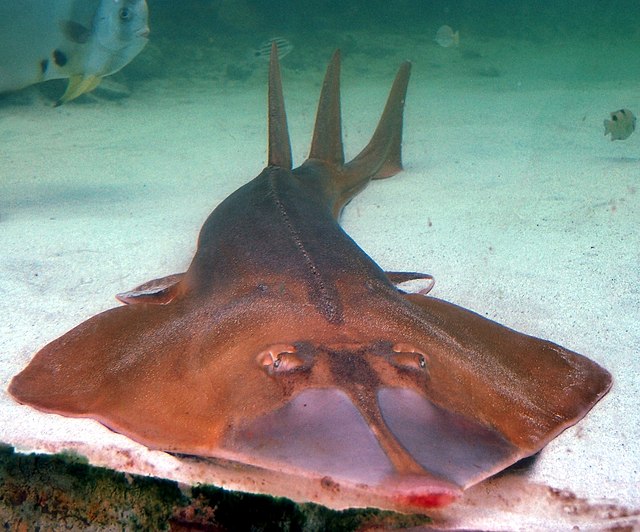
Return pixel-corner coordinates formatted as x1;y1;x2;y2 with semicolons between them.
0;446;430;531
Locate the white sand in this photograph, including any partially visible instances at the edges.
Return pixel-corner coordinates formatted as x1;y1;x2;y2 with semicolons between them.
1;36;638;529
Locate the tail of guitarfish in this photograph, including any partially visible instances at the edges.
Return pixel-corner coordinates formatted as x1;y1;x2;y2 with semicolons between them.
267;43;412;218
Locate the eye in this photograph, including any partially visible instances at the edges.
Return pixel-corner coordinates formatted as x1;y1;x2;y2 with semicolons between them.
390;343;428;372
256;344;306;375
119;7;131;20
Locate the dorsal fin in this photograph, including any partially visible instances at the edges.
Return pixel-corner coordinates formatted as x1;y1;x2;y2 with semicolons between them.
308;50;344;167
268;42;292;169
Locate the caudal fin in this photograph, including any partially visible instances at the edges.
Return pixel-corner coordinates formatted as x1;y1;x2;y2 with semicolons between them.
344;61;411;181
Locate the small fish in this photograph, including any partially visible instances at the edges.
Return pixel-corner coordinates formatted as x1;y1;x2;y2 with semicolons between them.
253;37;293;61
604;108;636;141
435;25;460;48
0;0;149;105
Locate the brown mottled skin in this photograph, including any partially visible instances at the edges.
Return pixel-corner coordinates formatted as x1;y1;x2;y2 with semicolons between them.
9;46;611;513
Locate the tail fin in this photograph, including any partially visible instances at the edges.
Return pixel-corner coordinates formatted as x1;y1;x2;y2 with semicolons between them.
344;61;411;181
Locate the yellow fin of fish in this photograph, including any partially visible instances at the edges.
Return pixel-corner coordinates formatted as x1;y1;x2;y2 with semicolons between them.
55;75;102;106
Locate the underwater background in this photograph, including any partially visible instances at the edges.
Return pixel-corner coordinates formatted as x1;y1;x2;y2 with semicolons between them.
1;0;638;529
133;0;640;88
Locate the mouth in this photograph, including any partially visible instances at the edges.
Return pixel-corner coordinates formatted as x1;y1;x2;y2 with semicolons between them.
221;388;462;511
221;384;520;506
137;27;150;39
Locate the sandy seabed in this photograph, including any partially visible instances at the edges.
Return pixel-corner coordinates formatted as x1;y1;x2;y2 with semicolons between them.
0;34;638;529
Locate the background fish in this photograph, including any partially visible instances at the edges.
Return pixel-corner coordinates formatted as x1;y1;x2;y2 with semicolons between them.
435;25;460;48
604;108;636;141
252;37;293;61
0;0;149;105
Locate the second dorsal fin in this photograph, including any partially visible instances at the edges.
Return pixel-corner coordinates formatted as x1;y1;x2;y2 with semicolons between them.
308;50;345;167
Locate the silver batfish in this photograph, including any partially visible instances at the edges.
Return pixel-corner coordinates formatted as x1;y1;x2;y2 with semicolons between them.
0;0;149;105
